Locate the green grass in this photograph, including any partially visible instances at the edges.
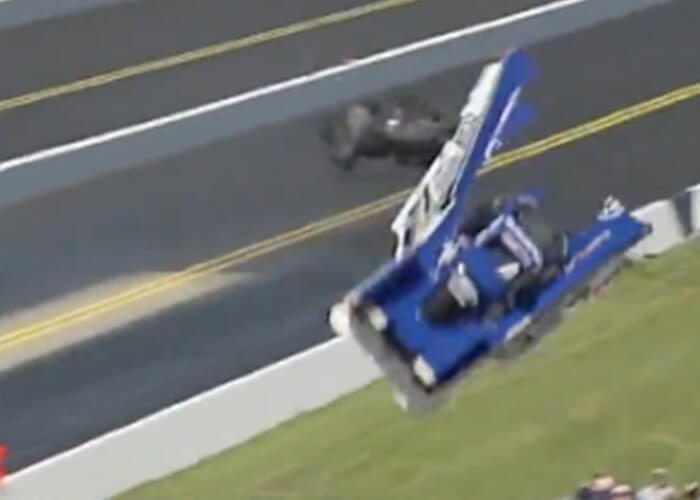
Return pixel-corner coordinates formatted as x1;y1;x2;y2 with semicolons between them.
118;241;700;500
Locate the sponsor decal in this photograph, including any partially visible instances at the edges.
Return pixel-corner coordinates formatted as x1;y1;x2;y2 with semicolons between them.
485;86;521;160
565;229;612;274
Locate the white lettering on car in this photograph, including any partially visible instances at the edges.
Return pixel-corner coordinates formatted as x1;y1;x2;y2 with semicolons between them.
565;229;612;274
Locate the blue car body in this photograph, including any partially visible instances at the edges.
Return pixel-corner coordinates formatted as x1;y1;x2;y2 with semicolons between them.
328;49;652;412
352;203;649;385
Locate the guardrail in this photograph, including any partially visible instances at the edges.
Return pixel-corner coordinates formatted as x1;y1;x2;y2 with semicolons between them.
4;183;700;499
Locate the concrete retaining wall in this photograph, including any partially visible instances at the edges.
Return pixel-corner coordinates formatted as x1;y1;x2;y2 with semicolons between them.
627;183;700;258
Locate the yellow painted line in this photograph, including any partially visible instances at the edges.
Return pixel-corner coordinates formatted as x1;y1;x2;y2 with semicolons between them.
0;0;426;113
1;81;699;351
489;82;700;168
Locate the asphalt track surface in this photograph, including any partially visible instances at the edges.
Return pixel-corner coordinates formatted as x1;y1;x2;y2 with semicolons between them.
0;0;574;318
0;0;547;161
2;0;700;473
0;0;683;317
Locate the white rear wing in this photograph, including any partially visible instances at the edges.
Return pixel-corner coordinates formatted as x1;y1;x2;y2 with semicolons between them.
390;61;505;259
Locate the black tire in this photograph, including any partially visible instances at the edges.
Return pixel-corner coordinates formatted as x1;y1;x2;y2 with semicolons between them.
331;145;358;170
395;96;439;121
322;112;360;170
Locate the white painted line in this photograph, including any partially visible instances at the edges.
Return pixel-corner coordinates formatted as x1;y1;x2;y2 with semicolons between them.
0;0;592;174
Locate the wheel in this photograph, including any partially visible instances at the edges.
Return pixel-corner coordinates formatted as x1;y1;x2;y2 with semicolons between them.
331;148;357;170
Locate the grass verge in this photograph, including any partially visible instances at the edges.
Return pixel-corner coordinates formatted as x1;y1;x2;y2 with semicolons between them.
118;241;700;500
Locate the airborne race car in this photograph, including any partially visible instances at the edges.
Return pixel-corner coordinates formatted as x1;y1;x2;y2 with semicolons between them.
319;95;457;170
327;49;653;413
